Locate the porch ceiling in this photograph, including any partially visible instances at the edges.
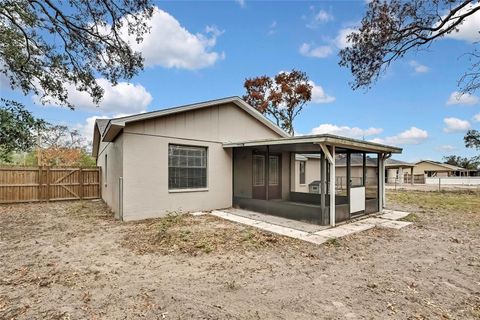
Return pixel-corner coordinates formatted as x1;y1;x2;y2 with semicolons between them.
223;134;402;154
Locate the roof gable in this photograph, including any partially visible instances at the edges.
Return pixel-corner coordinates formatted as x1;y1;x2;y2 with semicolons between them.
104;97;287;142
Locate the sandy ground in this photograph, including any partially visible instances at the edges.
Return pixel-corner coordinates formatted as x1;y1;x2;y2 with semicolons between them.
0;192;479;320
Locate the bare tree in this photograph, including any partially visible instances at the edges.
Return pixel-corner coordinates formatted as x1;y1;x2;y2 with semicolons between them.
339;0;480;93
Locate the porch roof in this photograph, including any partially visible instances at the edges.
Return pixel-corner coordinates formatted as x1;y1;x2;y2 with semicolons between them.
223;134;402;154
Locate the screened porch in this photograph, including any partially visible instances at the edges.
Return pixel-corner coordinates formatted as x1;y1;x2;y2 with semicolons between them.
225;135;401;226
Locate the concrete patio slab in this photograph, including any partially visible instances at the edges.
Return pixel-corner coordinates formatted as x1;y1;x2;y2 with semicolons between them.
225;208;328;233
314;226;357;238
341;223;376;233
209;208;413;245
190;211;208;216
297;234;330;245
376;220;413;229
381;209;411;220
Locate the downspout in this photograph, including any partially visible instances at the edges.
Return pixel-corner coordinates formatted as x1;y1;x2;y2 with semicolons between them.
119;176;124;221
380;153;392;211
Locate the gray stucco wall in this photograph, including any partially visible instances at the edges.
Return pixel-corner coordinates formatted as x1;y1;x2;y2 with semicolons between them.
97;134;123;218
118;102;283;221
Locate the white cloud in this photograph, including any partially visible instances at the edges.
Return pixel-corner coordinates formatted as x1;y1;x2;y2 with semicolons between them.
443;117;471;133
125;8;224;69
335;27;358;49
409;60;429;73
436;144;457;152
370;127;428;145
299;26;358;59
309;81;335;103
35;78;152;114
77;112;141;145
444;3;480;43
309;124;383;139
267;21;277;36
0;73;9;90
235;0;245;8
474;113;480;122
305;9;334;28
299;43;333;58
313;10;333;23
446;91;479;105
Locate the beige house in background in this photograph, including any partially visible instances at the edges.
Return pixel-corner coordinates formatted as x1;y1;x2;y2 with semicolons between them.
413;160;471;177
92;97;401;226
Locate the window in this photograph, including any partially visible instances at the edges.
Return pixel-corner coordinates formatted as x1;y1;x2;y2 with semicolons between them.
269;156;279;186
168;144;207;190
253;155;265;186
104;154;108;187
299;160;306;184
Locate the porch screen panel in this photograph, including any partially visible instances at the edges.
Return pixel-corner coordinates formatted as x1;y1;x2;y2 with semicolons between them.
269;156;279;185
253;155;265;186
168;145;207;189
299;161;306;184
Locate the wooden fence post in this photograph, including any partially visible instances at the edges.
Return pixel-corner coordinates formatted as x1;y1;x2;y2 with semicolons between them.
46;166;50;201
39;166;43;201
79;168;83;200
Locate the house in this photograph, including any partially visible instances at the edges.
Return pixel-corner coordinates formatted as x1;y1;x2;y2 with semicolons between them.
384;158;416;184
413;160;472;177
294;154;414;190
92;97;401;226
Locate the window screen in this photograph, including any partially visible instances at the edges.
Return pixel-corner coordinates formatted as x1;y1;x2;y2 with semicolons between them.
299;161;306;184
168;145;207;189
253;155;265;186
269;156;279;186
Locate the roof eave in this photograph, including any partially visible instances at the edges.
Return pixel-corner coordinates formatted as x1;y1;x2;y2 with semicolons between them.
223;135;402;154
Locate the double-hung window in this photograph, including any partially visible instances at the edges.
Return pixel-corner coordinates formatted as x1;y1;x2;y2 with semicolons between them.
168;144;207;190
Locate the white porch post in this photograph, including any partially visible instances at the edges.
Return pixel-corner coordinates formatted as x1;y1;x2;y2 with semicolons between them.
319;143;335;227
379;153;391;211
378;154;384;211
330;146;335;226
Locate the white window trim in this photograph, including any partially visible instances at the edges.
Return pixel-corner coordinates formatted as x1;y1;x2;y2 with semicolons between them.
168;188;209;193
168;144;208;191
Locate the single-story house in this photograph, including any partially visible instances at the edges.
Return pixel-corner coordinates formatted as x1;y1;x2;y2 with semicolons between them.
92;97;401;226
384;158;417;184
413;160;473;177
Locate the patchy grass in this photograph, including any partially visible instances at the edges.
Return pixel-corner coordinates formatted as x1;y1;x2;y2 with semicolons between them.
325;237;341;247
401;213;420;223
123;213;302;255
387;190;480;214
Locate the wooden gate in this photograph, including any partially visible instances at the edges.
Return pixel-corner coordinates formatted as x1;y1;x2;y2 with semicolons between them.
0;167;101;203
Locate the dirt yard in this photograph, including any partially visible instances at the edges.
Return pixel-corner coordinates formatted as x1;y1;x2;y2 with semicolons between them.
1;191;479;319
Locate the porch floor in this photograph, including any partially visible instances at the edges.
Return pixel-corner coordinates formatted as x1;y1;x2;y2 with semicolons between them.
225;208;328;233
206;208;412;245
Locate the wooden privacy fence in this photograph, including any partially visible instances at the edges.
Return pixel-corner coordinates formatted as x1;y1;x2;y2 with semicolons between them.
0;167;101;203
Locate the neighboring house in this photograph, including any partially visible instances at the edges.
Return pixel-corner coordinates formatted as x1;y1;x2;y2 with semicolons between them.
92;97;401;226
293;154;379;193
413;160;472;177
384;158;416;184
295;154;416;189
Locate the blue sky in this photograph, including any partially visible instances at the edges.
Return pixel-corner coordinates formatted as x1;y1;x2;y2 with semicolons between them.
1;0;479;162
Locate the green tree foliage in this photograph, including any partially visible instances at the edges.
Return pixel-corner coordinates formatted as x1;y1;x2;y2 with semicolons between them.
0;99;46;162
464;129;480;150
443;155;479;170
339;0;480;93
243;69;312;135
0;0;153;109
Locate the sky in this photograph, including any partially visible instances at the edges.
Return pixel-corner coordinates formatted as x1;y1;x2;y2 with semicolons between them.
1;0;480;162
